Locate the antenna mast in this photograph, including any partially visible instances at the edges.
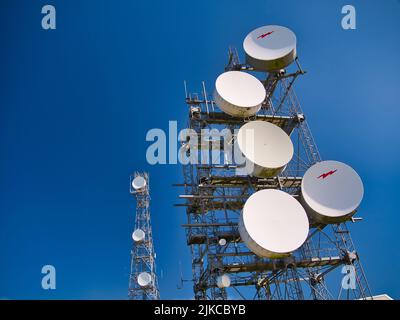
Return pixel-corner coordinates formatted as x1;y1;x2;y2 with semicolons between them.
128;172;160;300
177;25;372;300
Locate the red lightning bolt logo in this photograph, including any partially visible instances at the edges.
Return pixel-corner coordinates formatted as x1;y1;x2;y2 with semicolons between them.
257;31;274;39
318;169;337;179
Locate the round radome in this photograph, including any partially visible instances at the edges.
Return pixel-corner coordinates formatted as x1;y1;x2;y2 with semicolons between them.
243;25;297;71
217;274;231;288
237;121;293;177
214;71;266;117
218;238;227;246
239;189;309;258
137;272;152;287
132;176;146;190
301;160;364;223
132;229;145;242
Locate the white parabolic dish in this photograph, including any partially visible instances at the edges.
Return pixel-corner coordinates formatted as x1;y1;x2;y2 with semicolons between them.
239;189;309;258
132;229;145;242
214;71;266;117
243;25;297;71
301;160;364;223
137;272;152;287
132;176;146;190
237;121;294;178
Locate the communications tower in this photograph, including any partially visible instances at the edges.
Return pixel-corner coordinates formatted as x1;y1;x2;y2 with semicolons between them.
177;26;372;300
128;172;160;300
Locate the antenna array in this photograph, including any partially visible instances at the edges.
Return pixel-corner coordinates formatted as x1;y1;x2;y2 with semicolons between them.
128;172;160;300
177;25;372;300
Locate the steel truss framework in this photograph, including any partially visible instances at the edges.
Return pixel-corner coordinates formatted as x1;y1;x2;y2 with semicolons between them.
177;49;372;300
128;172;160;300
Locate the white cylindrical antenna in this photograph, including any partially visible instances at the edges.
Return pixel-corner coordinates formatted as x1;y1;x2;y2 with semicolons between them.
237;121;294;178
131;176;147;191
214;71;266;117
132;229;146;242
137;272;152;287
217;274;231;288
243;25;297;71
301;160;364;224
218;238;227;246
239;189;309;258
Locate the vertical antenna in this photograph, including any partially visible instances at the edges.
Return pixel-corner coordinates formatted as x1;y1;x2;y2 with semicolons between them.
202;81;209;115
184;80;188;99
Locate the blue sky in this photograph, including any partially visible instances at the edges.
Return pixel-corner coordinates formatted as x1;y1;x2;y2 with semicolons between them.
0;0;399;299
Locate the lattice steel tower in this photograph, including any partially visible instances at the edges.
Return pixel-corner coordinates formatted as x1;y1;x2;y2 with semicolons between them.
177;39;372;300
128;172;160;300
